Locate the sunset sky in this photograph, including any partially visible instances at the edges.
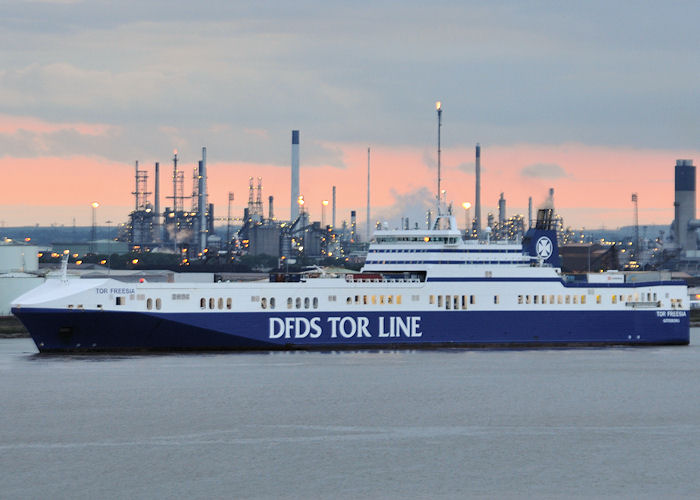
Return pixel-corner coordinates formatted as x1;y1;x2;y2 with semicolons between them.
0;1;698;233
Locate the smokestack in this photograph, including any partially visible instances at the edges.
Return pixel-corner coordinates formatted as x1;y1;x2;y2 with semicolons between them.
350;210;356;242
199;147;207;253
154;162;160;242
475;143;482;238
528;196;532;230
332;185;336;228
367;147;370;242
498;193;506;225
268;195;274;221
674;159;696;251
172;151;178;212
291;130;300;221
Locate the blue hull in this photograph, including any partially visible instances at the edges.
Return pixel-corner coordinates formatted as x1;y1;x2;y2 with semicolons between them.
12;307;690;352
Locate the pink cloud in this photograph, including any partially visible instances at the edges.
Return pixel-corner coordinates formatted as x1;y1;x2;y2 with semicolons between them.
1;143;698;229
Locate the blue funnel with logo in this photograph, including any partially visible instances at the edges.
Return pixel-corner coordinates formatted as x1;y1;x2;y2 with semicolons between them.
522;208;561;267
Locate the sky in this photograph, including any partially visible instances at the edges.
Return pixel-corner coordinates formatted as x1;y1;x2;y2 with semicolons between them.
0;0;698;233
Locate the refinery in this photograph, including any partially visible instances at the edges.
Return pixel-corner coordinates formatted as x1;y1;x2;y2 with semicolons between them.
118;132;366;266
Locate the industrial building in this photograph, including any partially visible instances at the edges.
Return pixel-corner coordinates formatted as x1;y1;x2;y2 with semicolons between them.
119;131;358;265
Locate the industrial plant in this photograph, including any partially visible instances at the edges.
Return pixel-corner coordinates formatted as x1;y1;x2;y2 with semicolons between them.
117;131;365;267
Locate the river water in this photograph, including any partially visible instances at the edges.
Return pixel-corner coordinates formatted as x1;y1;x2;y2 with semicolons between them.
1;331;699;499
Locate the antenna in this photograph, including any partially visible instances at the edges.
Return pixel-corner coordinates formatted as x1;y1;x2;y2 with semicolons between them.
367;147;371;242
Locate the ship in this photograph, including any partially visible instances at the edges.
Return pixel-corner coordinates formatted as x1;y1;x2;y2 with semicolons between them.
11;209;690;352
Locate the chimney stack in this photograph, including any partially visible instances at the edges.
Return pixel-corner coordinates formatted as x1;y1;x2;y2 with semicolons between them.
290;130;300;220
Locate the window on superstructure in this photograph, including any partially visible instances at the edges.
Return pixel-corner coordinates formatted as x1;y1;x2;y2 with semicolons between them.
573;295;578;304
437;296;443;307
454;296;459;309
518;295;523;304
445;295;451;309
470;295;475;305
147;298;153;310
304;297;310;309
549;295;555;304
296;297;301;309
354;295;359;304
287;297;292;309
117;297;125;306
218;297;224;310
380;295;385;305
596;295;601;304
534;295;539;304
346;297;352;305
261;298;267;309
227;298;232;310
397;295;402;305
156;298;162;310
387;295;393;304
429;295;435;305
494;295;499;304
581;295;586;304
312;297;318;309
612;295;617;304
363;295;368;305
541;295;546;304
200;298;206;309
526;295;531;304
557;295;563;304
653;293;658;301
565;295;570;304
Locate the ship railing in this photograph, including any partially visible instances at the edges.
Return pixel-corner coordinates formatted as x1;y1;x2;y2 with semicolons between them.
344;275;421;284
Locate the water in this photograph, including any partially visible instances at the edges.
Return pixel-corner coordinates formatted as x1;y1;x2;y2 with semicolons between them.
1;332;699;500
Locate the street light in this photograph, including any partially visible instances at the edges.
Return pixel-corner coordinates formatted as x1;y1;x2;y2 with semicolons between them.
462;202;472;237
322;200;329;227
105;220;113;274
436;101;442;214
90;202;99;254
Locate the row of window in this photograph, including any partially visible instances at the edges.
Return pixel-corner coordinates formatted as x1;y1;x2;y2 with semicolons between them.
429;295;478;309
520;294;587;305
198;297;233;310
369;248;521;254
127;290;679;311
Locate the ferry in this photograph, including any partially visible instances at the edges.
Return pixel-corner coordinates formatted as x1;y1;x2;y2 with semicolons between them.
11;209;690;352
